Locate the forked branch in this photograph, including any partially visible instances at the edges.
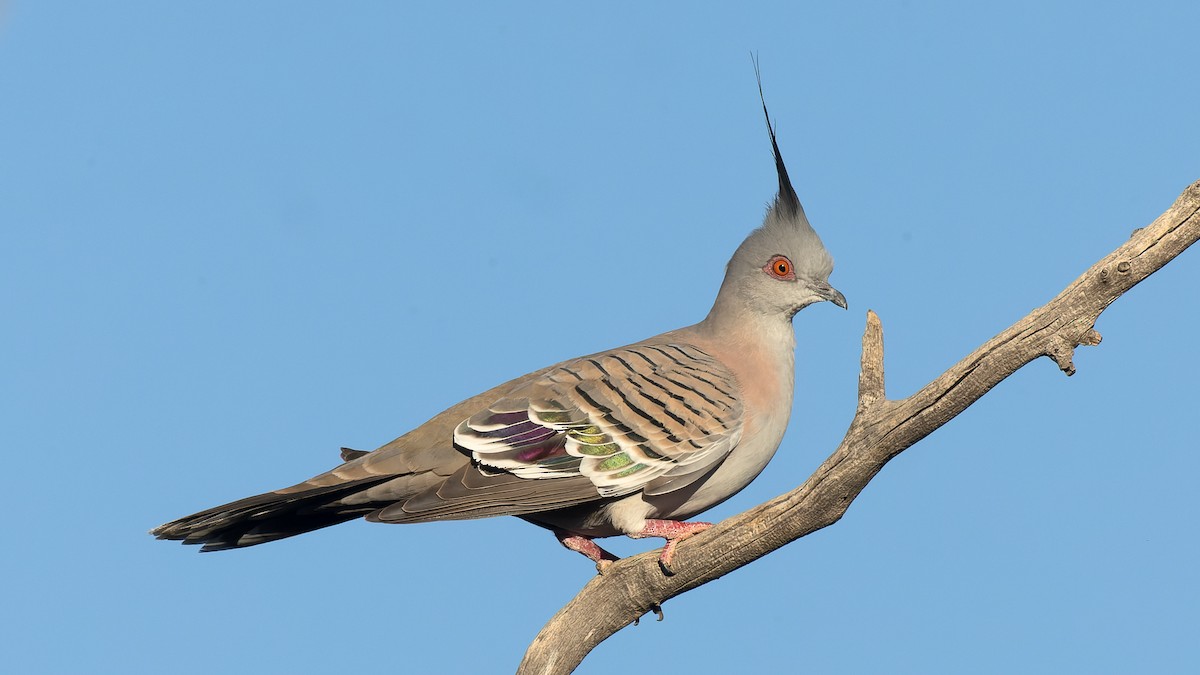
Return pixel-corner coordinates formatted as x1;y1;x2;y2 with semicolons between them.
518;180;1200;675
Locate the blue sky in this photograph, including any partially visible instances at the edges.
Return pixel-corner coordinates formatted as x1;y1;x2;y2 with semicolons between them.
3;3;1198;673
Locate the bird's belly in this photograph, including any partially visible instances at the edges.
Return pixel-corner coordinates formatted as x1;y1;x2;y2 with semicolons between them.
648;422;785;521
528;384;794;538
527;426;785;539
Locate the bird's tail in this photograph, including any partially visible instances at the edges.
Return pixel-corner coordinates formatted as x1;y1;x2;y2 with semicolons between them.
150;473;397;552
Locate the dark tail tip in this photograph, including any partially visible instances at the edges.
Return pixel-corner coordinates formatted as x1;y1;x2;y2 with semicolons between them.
151;475;395;551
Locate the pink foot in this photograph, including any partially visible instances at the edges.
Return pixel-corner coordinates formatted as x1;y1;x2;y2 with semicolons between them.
629;519;712;573
555;529;620;573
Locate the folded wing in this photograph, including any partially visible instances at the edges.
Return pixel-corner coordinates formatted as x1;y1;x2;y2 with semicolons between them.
456;343;744;499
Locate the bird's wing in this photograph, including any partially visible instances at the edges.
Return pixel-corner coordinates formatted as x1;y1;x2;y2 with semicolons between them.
455;343;744;499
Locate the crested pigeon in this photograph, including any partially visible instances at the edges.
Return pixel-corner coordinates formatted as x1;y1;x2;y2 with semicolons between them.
151;82;846;572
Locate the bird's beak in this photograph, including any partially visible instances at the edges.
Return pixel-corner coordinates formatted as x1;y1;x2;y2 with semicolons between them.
817;283;848;310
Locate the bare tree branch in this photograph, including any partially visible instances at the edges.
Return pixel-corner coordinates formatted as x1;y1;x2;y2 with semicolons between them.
517;180;1200;675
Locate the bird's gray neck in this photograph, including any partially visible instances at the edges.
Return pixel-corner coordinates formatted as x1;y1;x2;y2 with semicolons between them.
692;293;797;363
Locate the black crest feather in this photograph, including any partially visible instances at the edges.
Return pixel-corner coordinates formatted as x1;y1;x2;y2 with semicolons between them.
752;54;801;218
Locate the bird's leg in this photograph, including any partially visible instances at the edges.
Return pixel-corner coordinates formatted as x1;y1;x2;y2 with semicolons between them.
629;519;712;574
554;529;620;573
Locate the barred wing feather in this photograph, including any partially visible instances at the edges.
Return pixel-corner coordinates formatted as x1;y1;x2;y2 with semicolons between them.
454;344;744;498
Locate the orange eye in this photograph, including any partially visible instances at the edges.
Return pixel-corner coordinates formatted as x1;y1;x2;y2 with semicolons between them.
766;255;794;279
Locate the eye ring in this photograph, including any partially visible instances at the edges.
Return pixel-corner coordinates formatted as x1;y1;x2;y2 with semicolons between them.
764;255;795;280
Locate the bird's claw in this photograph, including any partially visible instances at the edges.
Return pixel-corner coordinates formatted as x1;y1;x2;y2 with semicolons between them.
633;603;664;625
555;529;620;572
633;519;713;574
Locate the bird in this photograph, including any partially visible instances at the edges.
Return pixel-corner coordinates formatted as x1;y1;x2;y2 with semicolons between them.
151;76;846;574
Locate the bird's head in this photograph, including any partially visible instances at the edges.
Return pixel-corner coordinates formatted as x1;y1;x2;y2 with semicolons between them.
712;71;846;324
